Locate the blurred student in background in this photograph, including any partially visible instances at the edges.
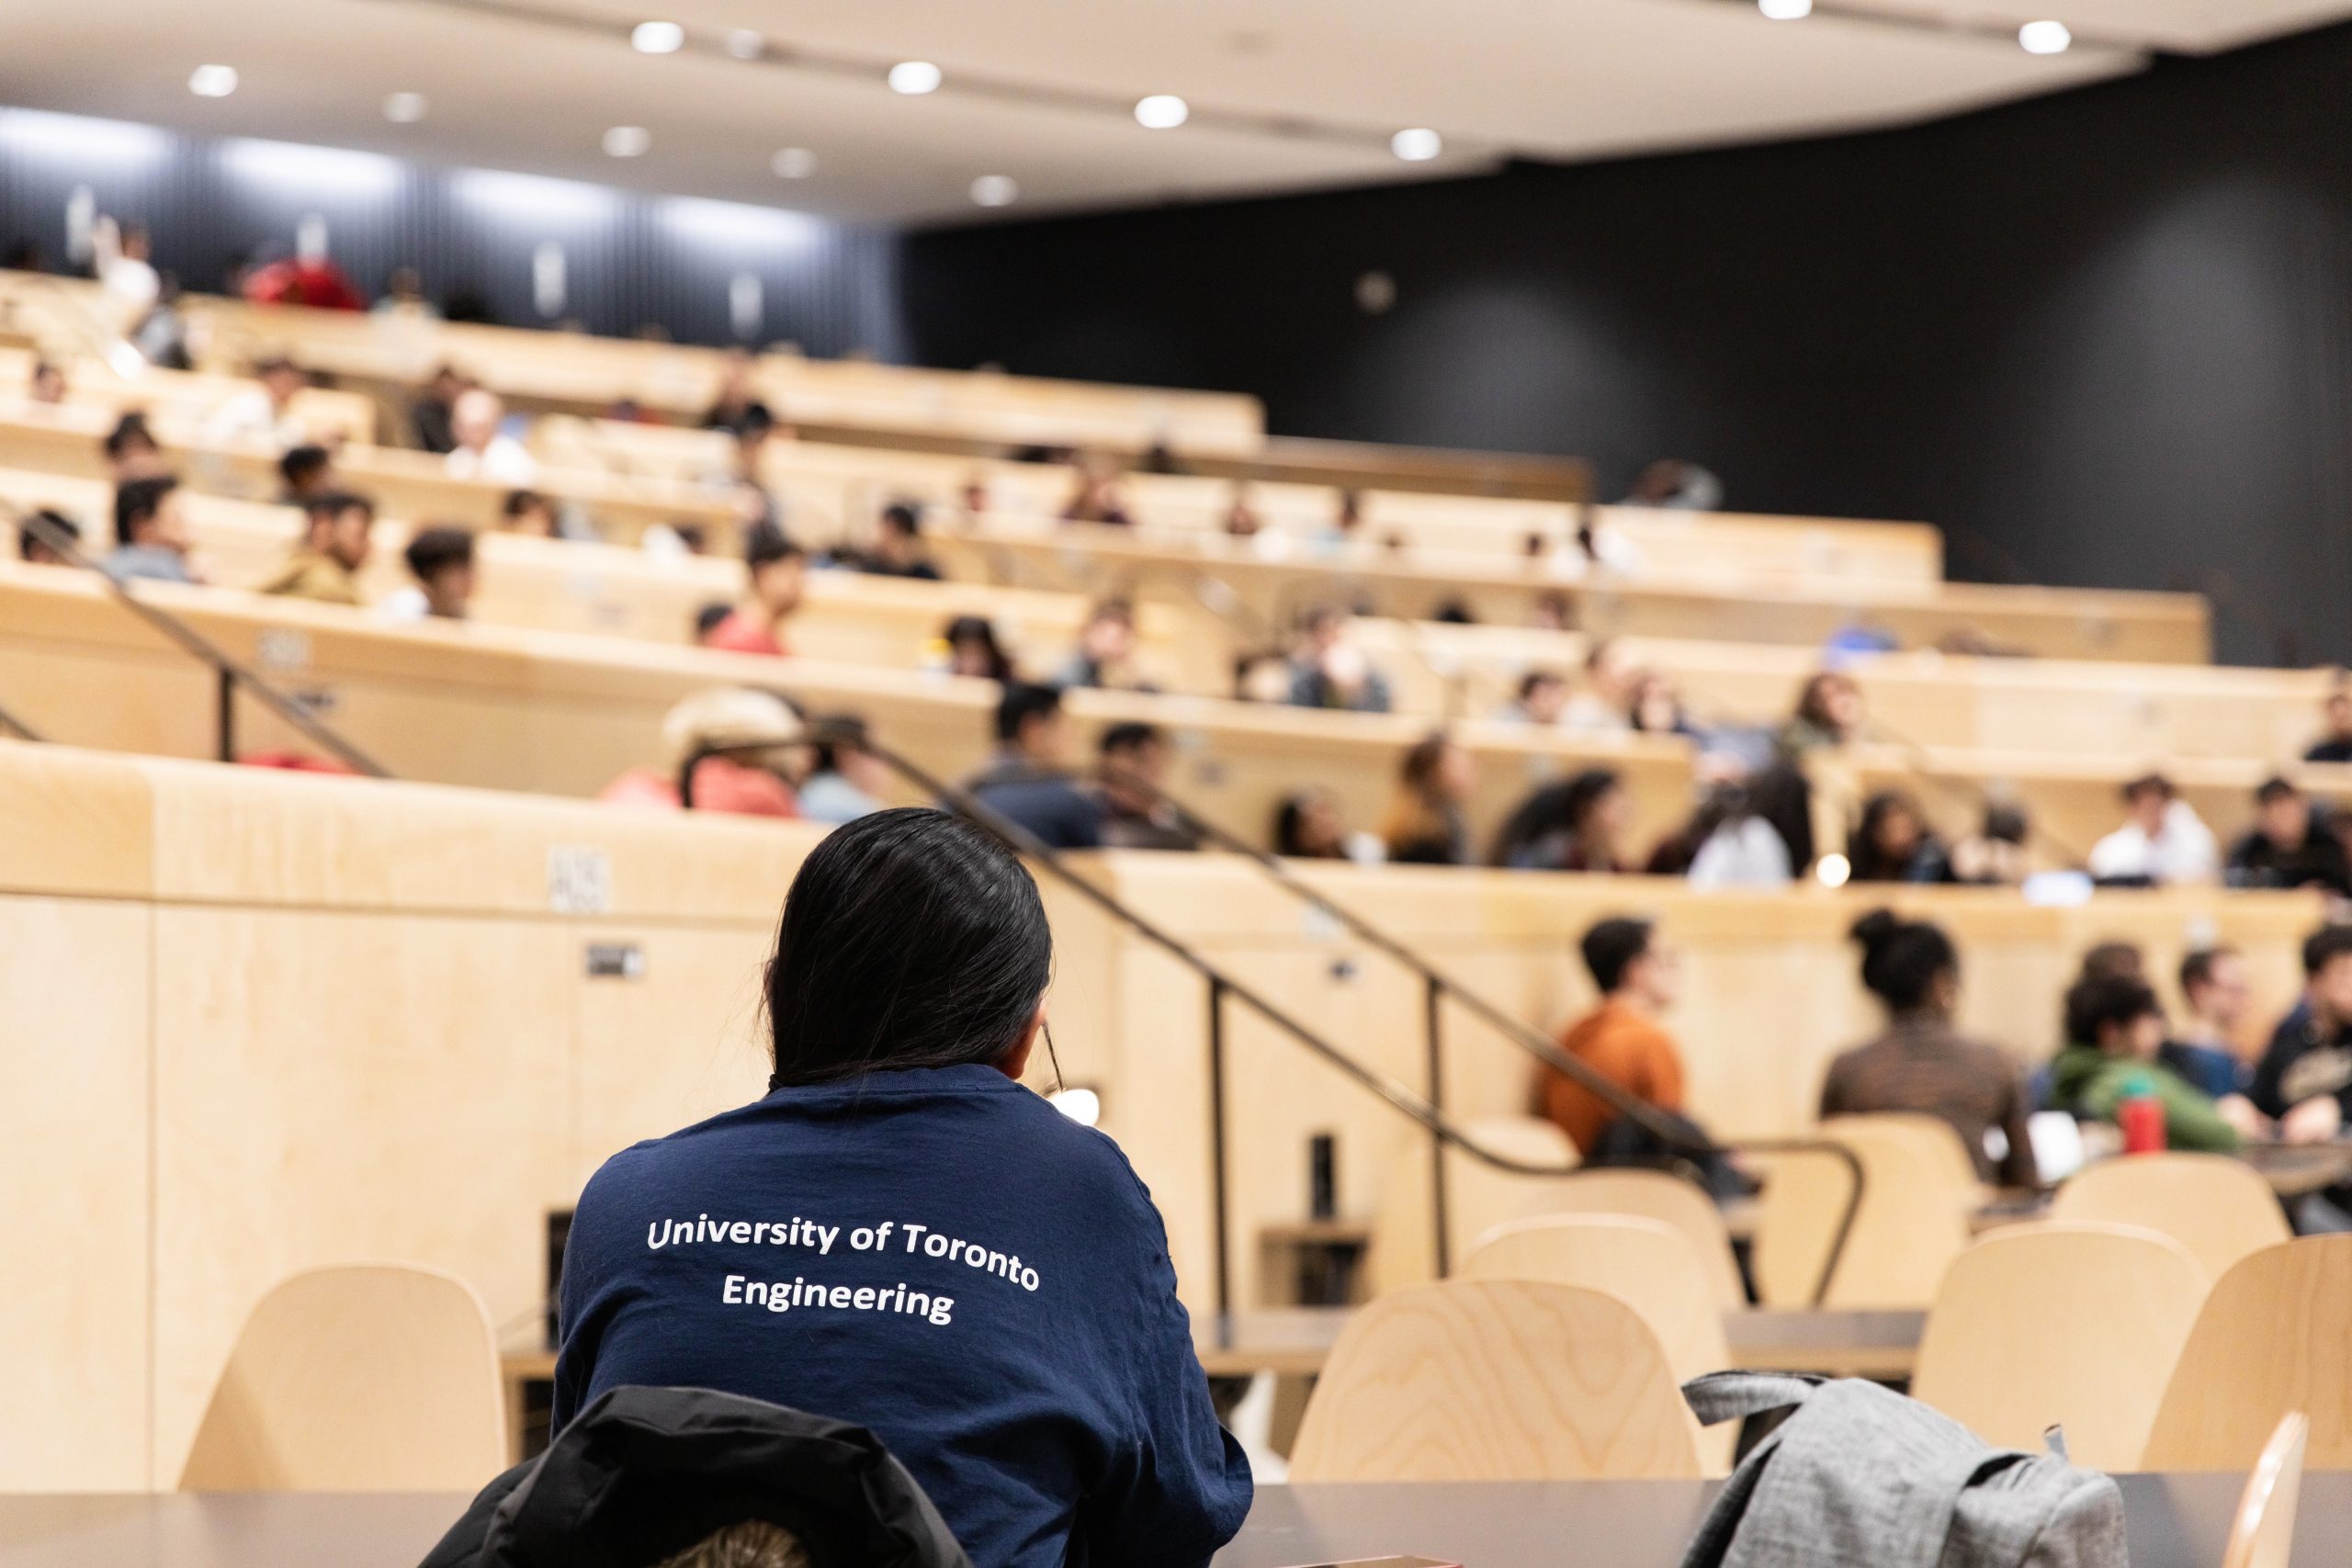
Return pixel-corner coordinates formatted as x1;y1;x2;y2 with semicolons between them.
1950;804;2032;886
499;489;560;538
962;683;1102;851
277;444;336;504
2304;688;2352;763
1059;455;1134;527
1274;787;1378;863
2226;776;2351;896
2251;924;2352;1145
942;614;1016;682
859;502;942;581
106;475;199;585
446;389;537;485
16;509;79;567
1563;640;1637;734
2169;947;2267;1136
1056;599;1150;691
701;348;771;437
1382;732;1475;866
1821;909;2038;1186
1847;790;1953;884
1489;768;1628;873
1094;722;1198;852
1497;669;1568;727
102;412;166;484
797;716;888;826
1288;605;1392;713
599;687;801;818
261;491;374;605
411;365;466;454
207;356;312;447
2087;773;2218;886
1541;916;1688;1157
380;527;478;624
28;360;66;405
2051;974;2242;1153
704;533;805;658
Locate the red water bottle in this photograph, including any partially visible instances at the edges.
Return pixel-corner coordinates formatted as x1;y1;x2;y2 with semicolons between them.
2119;1077;2167;1155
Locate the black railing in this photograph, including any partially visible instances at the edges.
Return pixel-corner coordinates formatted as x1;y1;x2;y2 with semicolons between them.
0;697;44;742
5;502;394;778
685;730;1867;1309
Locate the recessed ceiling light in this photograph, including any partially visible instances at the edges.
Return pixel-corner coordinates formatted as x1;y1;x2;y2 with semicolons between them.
970;175;1019;208
771;146;817;179
888;61;943;95
188;64;239;98
383;92;428;124
1135;94;1189;130
1758;0;1812;17
631;20;684;54
725;29;765;60
2018;18;2072;53
603;125;652;158
1391;128;1442;162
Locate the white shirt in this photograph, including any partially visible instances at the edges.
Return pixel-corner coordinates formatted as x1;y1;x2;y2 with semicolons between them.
446;435;538;487
204;387;310;448
2087;800;2220;885
1690;817;1793;889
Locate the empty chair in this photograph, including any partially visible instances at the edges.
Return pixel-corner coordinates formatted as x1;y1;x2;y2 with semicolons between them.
179;1264;506;1491
1753;1115;1975;1308
1544;1168;1747;1308
1288;1280;1702;1482
1439;1115;1581;1272
2223;1413;2309;1568
1909;1223;2207;1471
2143;1237;2352;1472
1463;1214;1736;1473
2051;1153;2290;1284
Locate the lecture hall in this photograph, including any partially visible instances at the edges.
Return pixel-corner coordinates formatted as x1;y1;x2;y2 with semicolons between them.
6;4;2352;1566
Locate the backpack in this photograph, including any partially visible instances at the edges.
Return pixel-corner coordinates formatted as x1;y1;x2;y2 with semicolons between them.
1679;1372;2126;1568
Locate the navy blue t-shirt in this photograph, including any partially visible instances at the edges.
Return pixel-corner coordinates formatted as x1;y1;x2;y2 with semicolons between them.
554;1064;1251;1568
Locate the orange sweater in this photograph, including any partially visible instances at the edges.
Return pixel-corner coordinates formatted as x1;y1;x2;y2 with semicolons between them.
1541;999;1687;1155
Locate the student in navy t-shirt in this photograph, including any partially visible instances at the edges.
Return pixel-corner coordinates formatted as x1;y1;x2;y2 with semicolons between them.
555;807;1251;1568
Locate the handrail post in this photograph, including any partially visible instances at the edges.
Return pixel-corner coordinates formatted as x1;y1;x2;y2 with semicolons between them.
1426;973;1449;1279
215;667;236;763
1206;976;1235;1321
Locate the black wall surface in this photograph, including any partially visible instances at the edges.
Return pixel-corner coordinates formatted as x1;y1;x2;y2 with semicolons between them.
0;110;901;359
901;25;2352;667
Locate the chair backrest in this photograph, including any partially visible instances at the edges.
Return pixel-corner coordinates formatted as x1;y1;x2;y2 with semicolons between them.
179;1263;507;1491
1463;1214;1736;1473
1753;1116;1976;1308
1909;1223;2209;1471
1440;1115;1582;1271
1542;1168;1747;1308
2222;1413;2309;1568
2144;1236;2352;1472
2050;1154;2291;1285
1860;1111;1991;1196
1288;1280;1703;1482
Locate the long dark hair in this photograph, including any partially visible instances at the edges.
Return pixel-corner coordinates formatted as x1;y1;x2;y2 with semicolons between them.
764;808;1051;1087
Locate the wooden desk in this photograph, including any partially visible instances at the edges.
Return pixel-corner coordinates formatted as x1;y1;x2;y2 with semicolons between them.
0;1473;2334;1568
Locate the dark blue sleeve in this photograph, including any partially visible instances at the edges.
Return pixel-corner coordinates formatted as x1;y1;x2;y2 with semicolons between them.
1073;1170;1252;1568
2249;1021;2300;1119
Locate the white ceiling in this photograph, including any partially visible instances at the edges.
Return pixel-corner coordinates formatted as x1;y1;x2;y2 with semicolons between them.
0;0;2344;226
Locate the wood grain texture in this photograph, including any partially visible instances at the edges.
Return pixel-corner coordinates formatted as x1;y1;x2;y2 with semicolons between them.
1910;1223;2208;1470
2052;1154;2294;1286
1288;1280;1702;1483
2145;1237;2352;1472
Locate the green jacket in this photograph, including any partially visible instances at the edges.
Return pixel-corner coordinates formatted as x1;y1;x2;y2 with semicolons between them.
2050;1045;2243;1154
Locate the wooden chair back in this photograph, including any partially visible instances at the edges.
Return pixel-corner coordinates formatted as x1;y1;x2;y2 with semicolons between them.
1543;1168;1747;1308
1288;1280;1703;1482
2223;1413;2310;1568
2144;1236;2352;1472
1753;1115;1975;1307
1463;1214;1736;1473
2050;1153;2292;1284
1910;1223;2208;1470
178;1264;506;1491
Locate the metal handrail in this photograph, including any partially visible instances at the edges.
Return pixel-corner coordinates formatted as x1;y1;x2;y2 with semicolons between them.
0;696;45;741
5;501;394;777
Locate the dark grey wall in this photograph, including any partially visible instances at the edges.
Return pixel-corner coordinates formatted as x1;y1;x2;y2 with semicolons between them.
0;108;902;359
900;25;2352;666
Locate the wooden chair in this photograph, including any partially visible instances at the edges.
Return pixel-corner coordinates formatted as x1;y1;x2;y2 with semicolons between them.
1287;1280;1703;1482
1463;1214;1736;1473
1440;1116;1582;1272
179;1264;507;1491
1542;1168;1747;1308
1753;1116;1976;1308
2223;1413;2309;1568
1909;1223;2208;1471
2143;1236;2352;1472
2050;1153;2291;1284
